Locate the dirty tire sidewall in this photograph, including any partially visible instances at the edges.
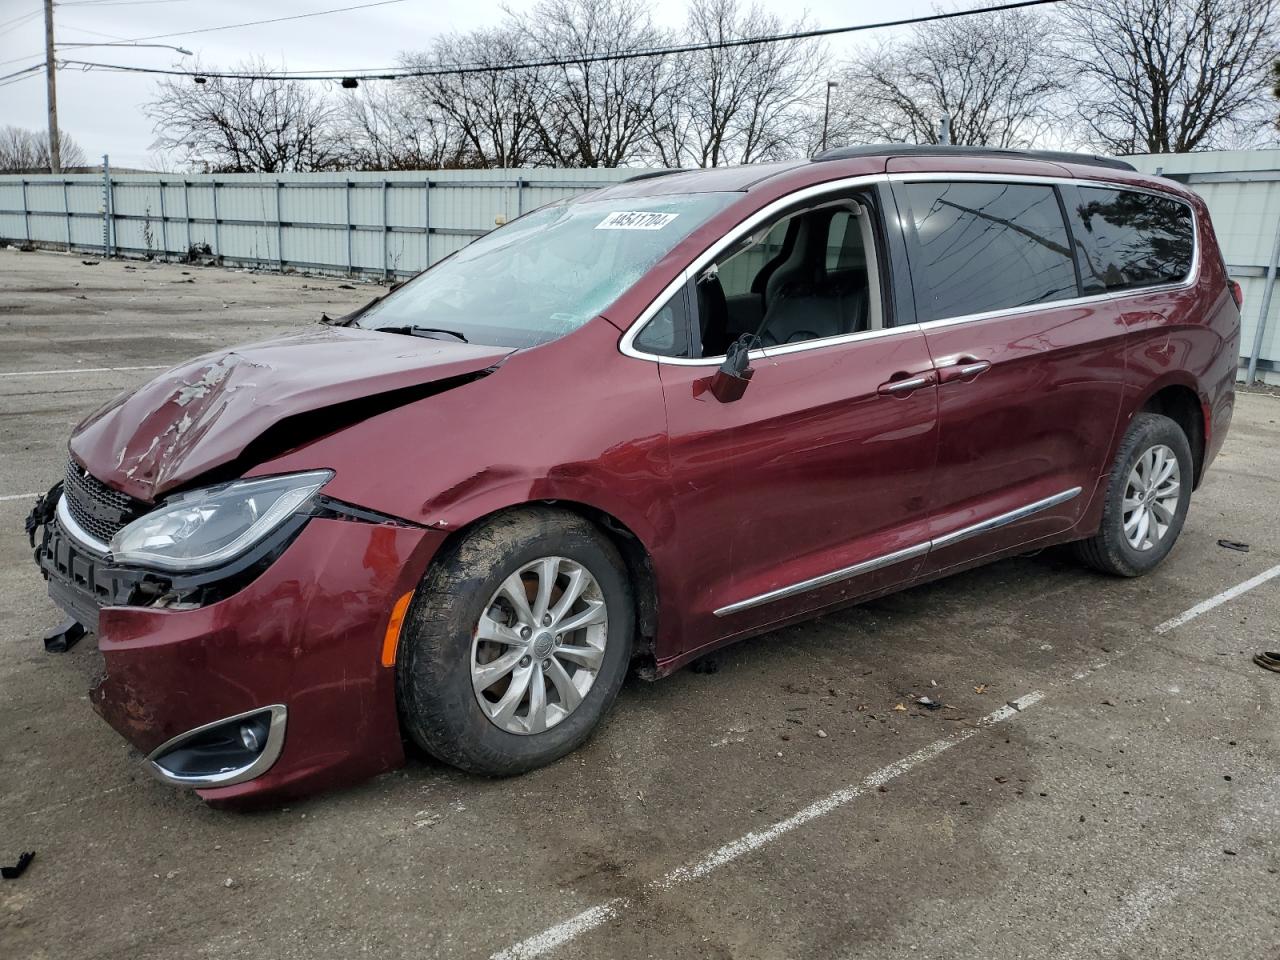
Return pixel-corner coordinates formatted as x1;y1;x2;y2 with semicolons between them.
397;508;633;776
1076;412;1193;577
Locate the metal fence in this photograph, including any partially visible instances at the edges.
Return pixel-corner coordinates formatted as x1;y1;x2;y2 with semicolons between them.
0;165;634;279
5;152;1279;380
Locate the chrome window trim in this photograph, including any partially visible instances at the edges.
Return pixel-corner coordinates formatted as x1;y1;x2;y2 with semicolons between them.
618;173;891;367
146;704;288;788
56;493;111;556
618;171;1200;366
891;173;1200;330
713;486;1082;618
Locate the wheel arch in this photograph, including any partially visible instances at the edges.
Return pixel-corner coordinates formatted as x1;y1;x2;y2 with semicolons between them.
425;498;662;678
1137;381;1208;488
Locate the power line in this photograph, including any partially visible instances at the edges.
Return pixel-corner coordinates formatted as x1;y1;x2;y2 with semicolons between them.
97;0;408;44
0;9;42;35
56;0;200;7
54;0;1069;83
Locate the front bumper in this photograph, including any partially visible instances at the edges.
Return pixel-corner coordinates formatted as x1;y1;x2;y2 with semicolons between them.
36;508;444;805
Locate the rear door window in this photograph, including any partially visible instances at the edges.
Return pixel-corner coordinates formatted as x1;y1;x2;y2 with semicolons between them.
1065;187;1194;294
899;181;1078;323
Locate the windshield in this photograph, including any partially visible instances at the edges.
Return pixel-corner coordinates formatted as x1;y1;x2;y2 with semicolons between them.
355;192;737;348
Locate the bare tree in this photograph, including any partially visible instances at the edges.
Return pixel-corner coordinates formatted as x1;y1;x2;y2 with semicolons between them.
1274;59;1280;131
1059;0;1279;153
517;0;675;167
146;60;345;172
399;29;549;168
337;83;466;170
829;9;1063;149
650;0;825;167
0;126;87;172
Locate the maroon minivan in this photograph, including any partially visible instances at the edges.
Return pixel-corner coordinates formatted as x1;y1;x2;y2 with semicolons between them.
28;146;1240;804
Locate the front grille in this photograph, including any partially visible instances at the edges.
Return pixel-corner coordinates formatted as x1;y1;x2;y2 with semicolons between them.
62;458;148;545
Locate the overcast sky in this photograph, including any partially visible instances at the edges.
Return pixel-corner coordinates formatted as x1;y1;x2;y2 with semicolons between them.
0;0;940;169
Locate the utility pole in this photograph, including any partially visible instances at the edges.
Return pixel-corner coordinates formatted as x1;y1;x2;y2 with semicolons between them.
821;80;838;152
44;0;61;173
938;114;951;146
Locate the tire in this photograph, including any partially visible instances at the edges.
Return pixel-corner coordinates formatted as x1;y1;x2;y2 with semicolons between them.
1074;412;1193;577
396;507;634;776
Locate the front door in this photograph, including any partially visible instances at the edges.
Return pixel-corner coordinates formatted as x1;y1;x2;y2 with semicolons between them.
633;188;940;659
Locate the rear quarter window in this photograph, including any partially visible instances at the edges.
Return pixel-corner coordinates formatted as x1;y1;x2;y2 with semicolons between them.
1066;187;1194;294
899;181;1078;323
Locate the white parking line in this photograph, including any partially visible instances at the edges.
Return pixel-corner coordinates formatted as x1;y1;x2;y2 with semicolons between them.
1154;561;1280;634
492;561;1280;960
0;492;39;502
491;691;1045;960
0;364;169;379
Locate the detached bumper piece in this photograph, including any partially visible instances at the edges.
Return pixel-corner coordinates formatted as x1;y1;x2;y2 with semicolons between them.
147;705;287;788
42;617;86;654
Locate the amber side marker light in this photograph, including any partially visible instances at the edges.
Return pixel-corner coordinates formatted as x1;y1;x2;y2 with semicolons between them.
381;590;415;667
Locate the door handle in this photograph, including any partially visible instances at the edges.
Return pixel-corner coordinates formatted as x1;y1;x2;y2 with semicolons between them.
877;372;935;396
936;357;991;384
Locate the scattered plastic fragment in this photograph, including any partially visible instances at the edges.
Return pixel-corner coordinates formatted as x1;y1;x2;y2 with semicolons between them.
1217;539;1250;552
914;696;943;711
1253;652;1280;674
43;617;85;654
2;852;34;879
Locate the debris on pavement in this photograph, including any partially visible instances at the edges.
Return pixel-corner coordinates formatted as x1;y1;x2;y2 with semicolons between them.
42;616;85;654
914;696;943;711
2;851;35;879
80;260;98;266
1253;652;1280;674
892;703;907;712
816;729;828;738
1217;539;1250;552
974;684;989;694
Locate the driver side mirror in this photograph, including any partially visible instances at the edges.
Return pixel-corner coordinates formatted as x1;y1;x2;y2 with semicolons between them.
709;333;757;403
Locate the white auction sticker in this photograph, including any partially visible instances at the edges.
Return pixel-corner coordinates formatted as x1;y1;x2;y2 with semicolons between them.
596;211;680;230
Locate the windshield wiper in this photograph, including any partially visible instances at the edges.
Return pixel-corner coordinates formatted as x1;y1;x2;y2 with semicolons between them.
376;325;469;343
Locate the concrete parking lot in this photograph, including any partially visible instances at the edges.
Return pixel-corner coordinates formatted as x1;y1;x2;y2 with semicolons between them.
1;246;1278;960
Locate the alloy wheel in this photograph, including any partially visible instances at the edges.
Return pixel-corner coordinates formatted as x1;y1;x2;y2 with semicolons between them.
470;556;609;735
1122;443;1181;551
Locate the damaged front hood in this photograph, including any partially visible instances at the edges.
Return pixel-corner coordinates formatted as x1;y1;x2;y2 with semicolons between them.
70;326;514;502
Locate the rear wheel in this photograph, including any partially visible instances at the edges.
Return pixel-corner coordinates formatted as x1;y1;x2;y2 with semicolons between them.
397;508;633;775
1074;412;1193;577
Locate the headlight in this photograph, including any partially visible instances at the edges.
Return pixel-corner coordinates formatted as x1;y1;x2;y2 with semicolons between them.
109;470;332;571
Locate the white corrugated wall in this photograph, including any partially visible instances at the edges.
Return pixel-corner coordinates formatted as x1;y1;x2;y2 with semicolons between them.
0;167;635;279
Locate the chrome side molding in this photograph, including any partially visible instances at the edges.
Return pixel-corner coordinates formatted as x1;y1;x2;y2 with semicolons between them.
714;486;1082;618
930;487;1082;550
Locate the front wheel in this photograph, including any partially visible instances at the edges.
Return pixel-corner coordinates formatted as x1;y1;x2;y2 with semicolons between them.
397;508;633;775
1074;412;1193;577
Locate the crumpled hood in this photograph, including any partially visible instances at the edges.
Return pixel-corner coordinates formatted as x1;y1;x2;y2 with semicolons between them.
70;326;514;502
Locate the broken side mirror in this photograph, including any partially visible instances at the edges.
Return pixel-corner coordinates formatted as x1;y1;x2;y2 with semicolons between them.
709;333;757;403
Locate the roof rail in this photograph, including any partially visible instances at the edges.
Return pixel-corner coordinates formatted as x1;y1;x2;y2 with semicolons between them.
621;168;688;183
811;144;1136;173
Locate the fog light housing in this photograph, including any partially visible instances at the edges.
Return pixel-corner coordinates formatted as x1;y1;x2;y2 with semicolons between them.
147;705;287;788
